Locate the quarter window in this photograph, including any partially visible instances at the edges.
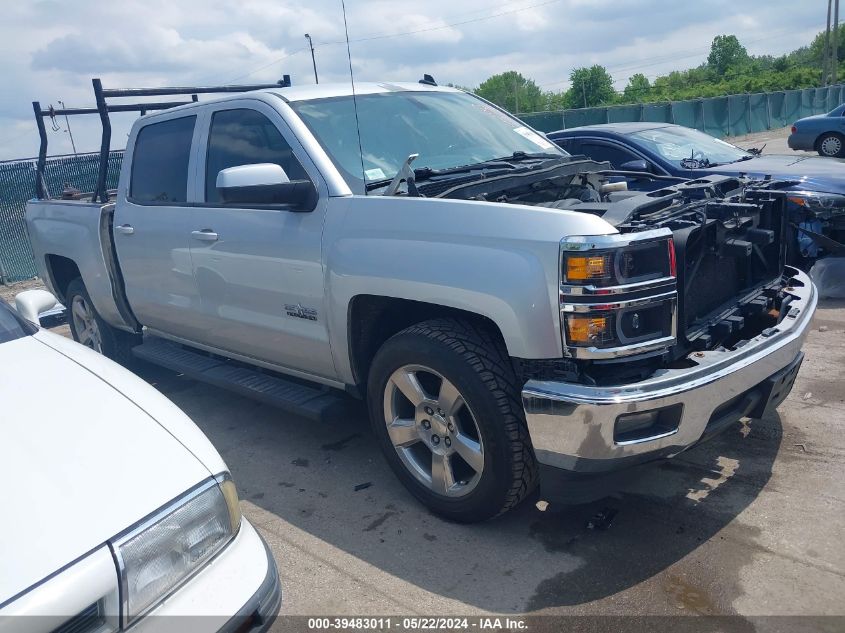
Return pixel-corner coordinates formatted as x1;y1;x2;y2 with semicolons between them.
580;142;639;169
205;109;308;203
130;116;195;203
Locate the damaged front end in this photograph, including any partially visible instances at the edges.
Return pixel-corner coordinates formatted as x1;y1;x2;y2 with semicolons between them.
420;163;802;385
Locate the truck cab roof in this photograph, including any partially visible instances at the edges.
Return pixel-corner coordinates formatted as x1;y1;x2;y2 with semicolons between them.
139;81;461;122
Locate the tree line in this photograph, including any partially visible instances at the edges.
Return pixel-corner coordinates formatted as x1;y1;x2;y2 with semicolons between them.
468;28;845;114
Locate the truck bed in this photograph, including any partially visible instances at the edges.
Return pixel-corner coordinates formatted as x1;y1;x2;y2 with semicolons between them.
25;199;136;332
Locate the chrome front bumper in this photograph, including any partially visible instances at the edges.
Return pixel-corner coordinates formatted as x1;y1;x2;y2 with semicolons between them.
522;269;817;473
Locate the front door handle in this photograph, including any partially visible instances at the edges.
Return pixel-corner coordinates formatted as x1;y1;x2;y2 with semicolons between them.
191;229;219;242
115;224;134;235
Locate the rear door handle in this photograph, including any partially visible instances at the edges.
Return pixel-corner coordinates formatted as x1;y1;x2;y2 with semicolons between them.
115;224;134;235
191;229;219;242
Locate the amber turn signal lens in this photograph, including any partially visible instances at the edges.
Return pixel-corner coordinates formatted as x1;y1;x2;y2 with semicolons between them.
566;315;609;343
566;254;611;281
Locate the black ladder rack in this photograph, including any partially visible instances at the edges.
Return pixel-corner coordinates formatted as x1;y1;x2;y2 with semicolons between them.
32;74;291;202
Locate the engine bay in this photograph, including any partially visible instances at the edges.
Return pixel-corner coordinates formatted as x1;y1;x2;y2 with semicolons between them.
417;158;797;382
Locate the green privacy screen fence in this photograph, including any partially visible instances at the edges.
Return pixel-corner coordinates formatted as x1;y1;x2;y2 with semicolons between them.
0;151;123;283
520;84;845;136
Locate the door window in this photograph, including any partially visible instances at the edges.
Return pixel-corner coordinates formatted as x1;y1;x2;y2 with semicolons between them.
580;142;640;169
553;137;579;154
205;109;308;203
130;116;196;203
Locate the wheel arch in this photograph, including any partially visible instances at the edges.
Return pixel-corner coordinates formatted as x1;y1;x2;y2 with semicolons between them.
346;295;510;392
44;254;81;303
814;130;845;151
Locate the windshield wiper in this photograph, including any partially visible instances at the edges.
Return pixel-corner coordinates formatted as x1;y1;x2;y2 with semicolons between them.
365;160;511;193
414;152;564;180
493;151;565;162
708;154;756;168
366;151;565;194
383;153;420;196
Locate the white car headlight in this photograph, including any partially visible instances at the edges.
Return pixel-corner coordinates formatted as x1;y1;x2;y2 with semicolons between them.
112;474;241;625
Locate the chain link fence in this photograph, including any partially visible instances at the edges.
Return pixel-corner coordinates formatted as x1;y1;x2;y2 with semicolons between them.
520;85;845;135
0;151;123;283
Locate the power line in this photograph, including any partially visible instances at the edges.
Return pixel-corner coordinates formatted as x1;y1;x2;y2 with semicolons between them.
223;46;310;83
207;0;566;85
325;0;566;45
0;125;36;147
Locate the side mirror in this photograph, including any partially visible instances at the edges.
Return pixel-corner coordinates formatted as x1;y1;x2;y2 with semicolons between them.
217;163;316;211
619;159;650;173
15;289;60;326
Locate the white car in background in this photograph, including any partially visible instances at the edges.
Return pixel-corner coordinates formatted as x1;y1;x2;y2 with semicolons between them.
0;291;280;632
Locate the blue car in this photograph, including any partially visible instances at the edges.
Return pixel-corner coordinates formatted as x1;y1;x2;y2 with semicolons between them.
788;103;845;157
548;122;845;263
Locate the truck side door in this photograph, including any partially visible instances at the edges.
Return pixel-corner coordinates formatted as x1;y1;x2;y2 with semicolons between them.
113;112;206;342
186;101;335;381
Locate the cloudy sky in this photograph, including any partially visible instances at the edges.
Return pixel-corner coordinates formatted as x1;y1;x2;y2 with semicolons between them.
0;0;825;160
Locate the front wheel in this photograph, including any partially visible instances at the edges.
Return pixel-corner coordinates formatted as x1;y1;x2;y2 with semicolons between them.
66;278;139;364
367;318;537;522
817;133;845;157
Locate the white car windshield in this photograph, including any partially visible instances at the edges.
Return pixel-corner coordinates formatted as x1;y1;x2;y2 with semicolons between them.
629;126;750;168
0;301;36;345
290;90;567;193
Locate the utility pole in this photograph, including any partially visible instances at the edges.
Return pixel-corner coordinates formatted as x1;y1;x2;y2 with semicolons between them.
57;100;77;155
824;0;833;84
834;0;840;84
513;77;519;114
582;82;588;108
304;33;318;84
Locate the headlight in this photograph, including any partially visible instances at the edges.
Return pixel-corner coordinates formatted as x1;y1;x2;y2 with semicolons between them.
560;229;677;358
113;474;241;625
787;192;845;217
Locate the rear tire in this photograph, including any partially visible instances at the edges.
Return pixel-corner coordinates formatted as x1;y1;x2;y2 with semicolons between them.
367;318;537;522
66;278;140;365
816;132;845;157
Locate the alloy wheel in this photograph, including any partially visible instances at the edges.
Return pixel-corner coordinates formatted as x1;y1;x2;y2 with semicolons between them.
382;364;485;497
71;295;103;353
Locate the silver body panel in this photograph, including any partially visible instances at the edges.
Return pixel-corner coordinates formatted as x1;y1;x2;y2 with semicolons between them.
25;199;135;332
522;270;816;470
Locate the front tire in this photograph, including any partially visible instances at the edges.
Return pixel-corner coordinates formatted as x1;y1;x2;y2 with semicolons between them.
816;132;845;157
367;318;537;522
66;278;140;364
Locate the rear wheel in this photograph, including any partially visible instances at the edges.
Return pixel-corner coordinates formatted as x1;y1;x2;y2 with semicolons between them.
66;278;139;364
816;132;845;157
367;318;537;522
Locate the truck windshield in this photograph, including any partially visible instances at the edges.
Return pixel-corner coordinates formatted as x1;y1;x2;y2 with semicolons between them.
629;126;750;168
0;300;37;345
289;91;567;193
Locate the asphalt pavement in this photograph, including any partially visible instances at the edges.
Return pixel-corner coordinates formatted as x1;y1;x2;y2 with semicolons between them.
123;300;845;620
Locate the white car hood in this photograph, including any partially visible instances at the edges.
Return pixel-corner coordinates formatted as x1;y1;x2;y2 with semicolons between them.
0;333;214;605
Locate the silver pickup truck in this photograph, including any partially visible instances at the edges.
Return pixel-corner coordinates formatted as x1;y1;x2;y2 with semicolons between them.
26;79;816;522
